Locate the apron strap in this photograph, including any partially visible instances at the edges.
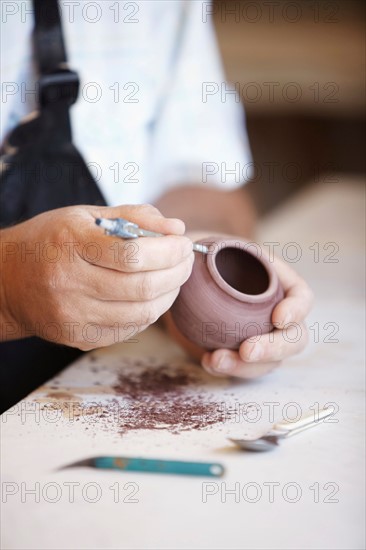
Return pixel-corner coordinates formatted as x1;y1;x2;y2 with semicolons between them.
32;0;79;143
33;0;67;73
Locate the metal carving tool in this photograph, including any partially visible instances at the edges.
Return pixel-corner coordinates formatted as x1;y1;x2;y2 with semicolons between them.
61;456;224;477
229;407;334;452
96;217;209;254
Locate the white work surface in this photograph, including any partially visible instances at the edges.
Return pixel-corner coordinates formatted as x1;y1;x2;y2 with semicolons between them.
1;178;365;550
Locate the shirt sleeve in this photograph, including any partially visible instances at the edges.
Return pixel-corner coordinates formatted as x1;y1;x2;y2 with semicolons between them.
148;0;253;196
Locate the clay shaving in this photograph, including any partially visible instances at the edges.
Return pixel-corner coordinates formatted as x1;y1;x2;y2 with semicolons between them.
110;365;229;434
76;365;234;435
41;362;234;436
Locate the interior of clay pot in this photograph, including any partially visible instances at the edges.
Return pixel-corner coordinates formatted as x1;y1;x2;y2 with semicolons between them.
214;247;270;295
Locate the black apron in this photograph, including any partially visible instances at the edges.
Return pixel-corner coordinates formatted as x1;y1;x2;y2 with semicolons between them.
0;0;106;412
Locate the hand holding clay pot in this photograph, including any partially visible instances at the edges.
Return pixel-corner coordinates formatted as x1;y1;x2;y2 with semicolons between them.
170;236;284;351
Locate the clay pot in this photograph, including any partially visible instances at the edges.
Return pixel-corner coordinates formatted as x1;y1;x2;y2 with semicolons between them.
171;236;284;350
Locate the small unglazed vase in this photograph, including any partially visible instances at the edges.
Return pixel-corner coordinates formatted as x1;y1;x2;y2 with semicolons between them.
170;236;284;350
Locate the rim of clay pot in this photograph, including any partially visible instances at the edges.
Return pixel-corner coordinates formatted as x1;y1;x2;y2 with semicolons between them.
203;238;278;303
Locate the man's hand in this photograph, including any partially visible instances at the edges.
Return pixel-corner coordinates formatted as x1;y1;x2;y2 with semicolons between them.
201;255;314;379
165;245;313;380
0;204;194;350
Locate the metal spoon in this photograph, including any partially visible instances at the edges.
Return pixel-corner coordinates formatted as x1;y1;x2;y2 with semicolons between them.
229;406;334;452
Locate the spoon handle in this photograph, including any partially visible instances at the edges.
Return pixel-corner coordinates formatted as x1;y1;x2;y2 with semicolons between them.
273;406;334;437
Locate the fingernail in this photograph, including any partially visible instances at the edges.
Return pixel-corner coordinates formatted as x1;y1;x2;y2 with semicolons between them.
215;353;235;373
170;218;186;233
201;353;211;369
248;344;263;362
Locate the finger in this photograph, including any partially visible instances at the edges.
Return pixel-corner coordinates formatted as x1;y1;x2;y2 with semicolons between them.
270;257;314;327
239;323;309;363
87;287;181;329
84;255;194;302
271;256;304;290
65;205;189;270
81;234;194;272
272;282;314;328
93;203;186;236
202;349;279;379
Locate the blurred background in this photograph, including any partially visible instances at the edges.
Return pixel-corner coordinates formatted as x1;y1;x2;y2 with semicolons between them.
212;0;365;213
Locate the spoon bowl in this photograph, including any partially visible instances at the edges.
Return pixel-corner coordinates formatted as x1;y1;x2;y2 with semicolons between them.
228;406;335;452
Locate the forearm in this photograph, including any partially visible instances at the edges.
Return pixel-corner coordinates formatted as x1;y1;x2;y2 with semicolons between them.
155;185;256;239
0;227;22;341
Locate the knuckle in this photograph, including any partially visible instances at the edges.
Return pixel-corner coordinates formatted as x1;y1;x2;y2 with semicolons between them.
137;274;156;301
79;339;103;352
51;216;74;245
139;304;158;327
182;255;194;283
168;269;185;292
119;243;142;272
52;296;71;324
46;261;76;296
77;341;94;352
166;287;180;305
130;203;161;222
45;262;64;291
170;238;190;264
139;203;161;217
91;276;106;298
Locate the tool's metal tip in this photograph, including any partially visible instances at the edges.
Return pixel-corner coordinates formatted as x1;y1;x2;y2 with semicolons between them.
59;458;95;470
193;243;209;254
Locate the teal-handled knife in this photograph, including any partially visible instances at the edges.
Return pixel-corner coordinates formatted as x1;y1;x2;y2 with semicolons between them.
62;456;224;477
